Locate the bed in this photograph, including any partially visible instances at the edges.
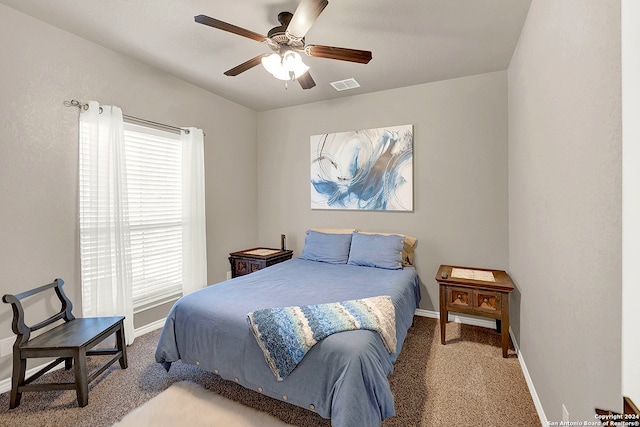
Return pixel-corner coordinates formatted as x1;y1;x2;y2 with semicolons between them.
155;230;421;427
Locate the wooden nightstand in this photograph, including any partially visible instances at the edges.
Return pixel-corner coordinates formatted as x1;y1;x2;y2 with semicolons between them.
436;264;515;357
228;248;294;278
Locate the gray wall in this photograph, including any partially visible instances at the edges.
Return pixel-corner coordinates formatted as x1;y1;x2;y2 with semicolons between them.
0;1;629;423
255;71;510;312
0;4;258;379
508;0;622;422
622;0;640;406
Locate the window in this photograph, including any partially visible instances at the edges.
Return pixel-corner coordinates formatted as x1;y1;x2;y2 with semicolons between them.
79;121;184;313
124;123;183;311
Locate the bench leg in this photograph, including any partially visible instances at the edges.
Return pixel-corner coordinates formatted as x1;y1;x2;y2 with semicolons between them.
116;323;128;369
73;348;89;407
9;352;26;409
64;357;73;370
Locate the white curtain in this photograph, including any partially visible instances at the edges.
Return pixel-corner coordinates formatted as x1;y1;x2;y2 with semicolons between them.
181;127;207;295
79;101;135;345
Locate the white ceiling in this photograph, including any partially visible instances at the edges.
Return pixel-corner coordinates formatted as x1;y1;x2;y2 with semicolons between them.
0;0;531;112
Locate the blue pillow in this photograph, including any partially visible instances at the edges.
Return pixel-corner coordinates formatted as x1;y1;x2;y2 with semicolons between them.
347;232;404;270
300;230;352;264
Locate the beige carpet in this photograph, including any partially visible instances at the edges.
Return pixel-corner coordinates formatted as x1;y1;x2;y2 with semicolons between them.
0;316;540;427
112;381;295;427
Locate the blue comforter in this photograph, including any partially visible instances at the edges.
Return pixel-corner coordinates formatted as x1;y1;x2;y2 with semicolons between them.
155;258;421;427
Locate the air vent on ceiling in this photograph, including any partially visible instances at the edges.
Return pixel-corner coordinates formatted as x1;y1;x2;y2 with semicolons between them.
330;78;361;91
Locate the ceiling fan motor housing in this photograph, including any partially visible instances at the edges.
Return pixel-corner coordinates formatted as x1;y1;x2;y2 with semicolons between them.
268;12;304;50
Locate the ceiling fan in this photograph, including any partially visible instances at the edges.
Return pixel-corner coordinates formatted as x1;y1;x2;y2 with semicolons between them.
194;0;372;90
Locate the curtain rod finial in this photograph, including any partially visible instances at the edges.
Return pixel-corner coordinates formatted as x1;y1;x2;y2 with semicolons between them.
64;99;89;110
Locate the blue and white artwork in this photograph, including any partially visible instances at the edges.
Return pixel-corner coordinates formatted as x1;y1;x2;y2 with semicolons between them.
310;124;413;211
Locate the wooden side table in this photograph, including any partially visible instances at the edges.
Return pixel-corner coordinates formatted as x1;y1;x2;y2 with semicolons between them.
436;264;515;357
229;248;293;278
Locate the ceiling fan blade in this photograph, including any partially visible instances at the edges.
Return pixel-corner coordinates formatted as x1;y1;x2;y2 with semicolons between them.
194;15;266;43
306;45;372;64
297;71;316;89
286;0;329;39
224;54;270;76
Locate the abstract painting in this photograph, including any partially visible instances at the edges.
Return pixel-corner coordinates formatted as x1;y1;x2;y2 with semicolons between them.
310;124;413;211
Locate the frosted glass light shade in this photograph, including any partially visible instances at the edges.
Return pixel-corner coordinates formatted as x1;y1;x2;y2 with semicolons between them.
261;51;309;81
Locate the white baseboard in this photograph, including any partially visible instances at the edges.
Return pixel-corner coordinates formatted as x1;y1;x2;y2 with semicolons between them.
509;331;548;426
414;309;547;426
0;363;56;395
133;318;166;338
415;308;497;329
0;320;167;395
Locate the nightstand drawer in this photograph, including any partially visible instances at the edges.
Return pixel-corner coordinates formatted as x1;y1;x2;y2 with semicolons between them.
233;259;264;276
473;290;502;315
446;287;472;310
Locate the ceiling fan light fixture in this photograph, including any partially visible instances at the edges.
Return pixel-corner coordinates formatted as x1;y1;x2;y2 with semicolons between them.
261;52;309;81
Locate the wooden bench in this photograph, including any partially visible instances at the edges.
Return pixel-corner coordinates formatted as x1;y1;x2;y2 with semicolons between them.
2;278;128;408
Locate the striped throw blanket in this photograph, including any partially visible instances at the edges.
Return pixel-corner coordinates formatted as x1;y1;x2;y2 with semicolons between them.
247;295;396;381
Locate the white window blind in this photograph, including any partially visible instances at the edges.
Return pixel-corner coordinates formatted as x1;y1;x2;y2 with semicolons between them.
79;121;184;313
124;123;183;310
